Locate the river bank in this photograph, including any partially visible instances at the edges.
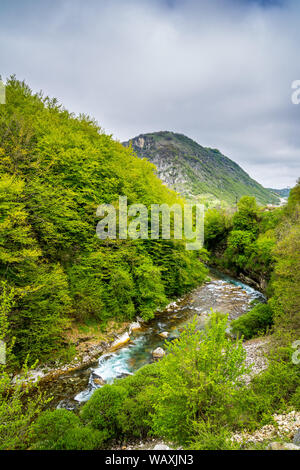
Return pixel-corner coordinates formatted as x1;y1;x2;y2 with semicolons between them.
16;269;268;410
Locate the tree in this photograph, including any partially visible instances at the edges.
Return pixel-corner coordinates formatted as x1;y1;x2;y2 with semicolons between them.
288;178;300;210
204;208;230;250
270;224;300;341
0;282;49;450
224;230;255;271
233;196;259;235
150;314;248;444
0;77;207;364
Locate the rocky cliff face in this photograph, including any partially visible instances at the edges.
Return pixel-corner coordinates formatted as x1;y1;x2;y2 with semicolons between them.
123;131;279;206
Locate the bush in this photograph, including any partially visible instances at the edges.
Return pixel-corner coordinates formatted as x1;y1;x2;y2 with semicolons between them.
204;209;229;250
80;364;160;440
228;350;300;432
117;363;160;437
251;354;300;412
32;409;106;450
0;283;49;450
190;422;241;450
233;196;259;235
81;384;128;438
55;426;107;450
231;303;273;339
32;409;81;449
290;386;300;410
150;314;248;445
224;230;255;271
270;222;300;341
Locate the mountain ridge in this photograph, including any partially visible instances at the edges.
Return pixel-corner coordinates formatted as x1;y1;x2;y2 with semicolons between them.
267;187;290;198
123;131;279;206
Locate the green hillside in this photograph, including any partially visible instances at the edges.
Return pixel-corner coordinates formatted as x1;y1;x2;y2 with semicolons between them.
0;78;207;365
123;131;279;206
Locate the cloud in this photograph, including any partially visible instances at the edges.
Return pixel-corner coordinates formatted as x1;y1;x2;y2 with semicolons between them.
0;0;299;187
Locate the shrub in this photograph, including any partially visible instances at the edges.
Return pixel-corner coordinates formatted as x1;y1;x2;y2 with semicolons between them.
150;314;248;445
204;209;229;250
290;386;300;410
233;196;259;235
231;303;273;339
224;230;255;271
31;409;81;449
81;384;128;438
189;422;241;450
0;283;49;450
56;426;107;450
250;354;300;412
117;363;160;437
32;409;107;450
270;223;300;341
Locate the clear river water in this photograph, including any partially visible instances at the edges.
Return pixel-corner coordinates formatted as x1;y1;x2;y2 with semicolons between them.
72;269;265;405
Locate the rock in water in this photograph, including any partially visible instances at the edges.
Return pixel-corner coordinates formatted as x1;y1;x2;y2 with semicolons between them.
129;322;141;334
152;347;165;358
159;331;169;339
111;332;130;350
94;377;106;386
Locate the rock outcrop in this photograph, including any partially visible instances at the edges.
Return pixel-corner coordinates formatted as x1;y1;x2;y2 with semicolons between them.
152;347;165;359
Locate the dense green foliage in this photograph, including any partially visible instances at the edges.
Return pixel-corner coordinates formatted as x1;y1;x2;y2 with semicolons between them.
31;409;106;450
204;208;231;250
231;303;273;339
0;282;49;450
31;314;300;450
150;316;248;445
0;78;207;365
124;131;279;206
222;197;277;279
205;183;300;342
1;77;299;451
269;181;300;342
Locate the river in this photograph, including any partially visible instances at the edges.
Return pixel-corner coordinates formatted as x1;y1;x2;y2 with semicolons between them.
61;269;265;407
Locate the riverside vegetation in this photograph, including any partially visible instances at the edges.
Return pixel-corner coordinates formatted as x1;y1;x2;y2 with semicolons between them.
0;78;299;450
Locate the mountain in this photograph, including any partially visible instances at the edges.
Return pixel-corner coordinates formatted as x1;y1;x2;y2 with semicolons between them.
267;188;291;198
123;131;279;207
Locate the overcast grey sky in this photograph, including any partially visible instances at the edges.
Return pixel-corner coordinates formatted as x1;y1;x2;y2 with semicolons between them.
1;0;299;187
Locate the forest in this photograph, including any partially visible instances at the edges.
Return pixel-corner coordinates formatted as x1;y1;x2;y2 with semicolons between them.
0;78;299;451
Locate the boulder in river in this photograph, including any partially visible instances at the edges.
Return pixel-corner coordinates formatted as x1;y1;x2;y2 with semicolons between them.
111;332;130;350
129;322;142;334
152;347;165;359
94;377;106;386
158;331;169;339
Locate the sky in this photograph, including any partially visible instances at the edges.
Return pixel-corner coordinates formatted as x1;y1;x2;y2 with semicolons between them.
0;0;299;188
